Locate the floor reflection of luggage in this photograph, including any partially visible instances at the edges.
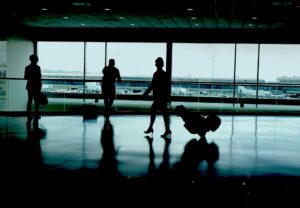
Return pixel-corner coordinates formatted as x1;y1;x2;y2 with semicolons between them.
175;105;221;137
83;104;98;119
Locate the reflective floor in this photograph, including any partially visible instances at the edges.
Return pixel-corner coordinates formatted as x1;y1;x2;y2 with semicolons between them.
1;115;300;205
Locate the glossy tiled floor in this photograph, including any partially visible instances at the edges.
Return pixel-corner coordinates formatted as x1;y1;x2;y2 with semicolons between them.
1;115;300;205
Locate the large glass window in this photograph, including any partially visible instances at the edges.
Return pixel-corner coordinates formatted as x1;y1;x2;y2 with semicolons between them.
172;43;235;79
172;43;235;98
260;44;300;83
38;42;84;79
0;41;7;77
0;41;7;111
85;42;106;95
236;44;258;81
260;44;300;100
107;42;167;78
235;44;259;98
106;42;167;96
86;42;105;80
38;41;85;96
33;41;300;113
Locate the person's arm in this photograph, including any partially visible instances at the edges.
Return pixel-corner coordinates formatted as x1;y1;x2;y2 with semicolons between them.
24;67;28;80
117;69;122;83
143;73;155;96
143;83;153;96
38;66;42;89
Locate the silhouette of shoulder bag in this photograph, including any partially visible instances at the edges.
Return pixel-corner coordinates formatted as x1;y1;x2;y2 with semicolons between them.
37;92;48;105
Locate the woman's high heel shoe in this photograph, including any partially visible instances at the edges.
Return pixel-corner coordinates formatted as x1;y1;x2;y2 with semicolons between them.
161;130;172;138
144;128;154;134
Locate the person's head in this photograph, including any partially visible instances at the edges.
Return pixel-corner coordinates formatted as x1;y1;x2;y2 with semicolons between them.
155;57;164;68
29;54;38;63
108;59;115;67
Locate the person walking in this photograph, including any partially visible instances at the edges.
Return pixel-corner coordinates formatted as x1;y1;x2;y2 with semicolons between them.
143;57;171;138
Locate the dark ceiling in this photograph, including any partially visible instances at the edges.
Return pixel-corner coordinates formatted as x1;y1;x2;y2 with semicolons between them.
2;0;300;42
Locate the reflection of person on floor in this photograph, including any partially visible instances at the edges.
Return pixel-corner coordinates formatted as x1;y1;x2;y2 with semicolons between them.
157;137;171;176
101;59;122;118
143;57;171;138
98;118;119;177
172;136;219;177
145;135;171;178
145;135;156;176
173;105;221;176
26;117;46;172
24;54;42;120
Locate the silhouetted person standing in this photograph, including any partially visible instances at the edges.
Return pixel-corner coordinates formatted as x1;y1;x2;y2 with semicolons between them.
25;54;42;119
143;57;171;137
101;59;122;117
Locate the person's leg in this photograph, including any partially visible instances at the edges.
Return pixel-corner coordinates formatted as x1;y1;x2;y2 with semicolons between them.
104;98;114;118
108;89;116;110
26;92;33;128
102;86;109;116
144;102;156;133
104;88;115;117
33;92;40;119
104;97;109;118
108;98;114;109
104;98;109;109
27;91;33;117
107;98;115;117
161;103;171;137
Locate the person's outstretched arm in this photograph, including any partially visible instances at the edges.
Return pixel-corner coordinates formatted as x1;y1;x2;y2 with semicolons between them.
117;69;122;83
143;72;154;96
143;83;153;96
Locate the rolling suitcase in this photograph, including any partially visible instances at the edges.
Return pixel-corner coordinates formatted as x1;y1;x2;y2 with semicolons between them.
83;104;98;119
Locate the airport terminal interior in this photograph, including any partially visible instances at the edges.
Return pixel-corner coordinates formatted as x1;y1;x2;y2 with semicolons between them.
1;0;300;205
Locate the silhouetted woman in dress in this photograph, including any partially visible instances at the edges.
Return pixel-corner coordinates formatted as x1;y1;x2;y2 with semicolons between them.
143;57;171;137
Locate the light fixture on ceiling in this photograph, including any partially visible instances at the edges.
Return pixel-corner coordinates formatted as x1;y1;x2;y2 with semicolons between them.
272;1;293;7
72;2;91;7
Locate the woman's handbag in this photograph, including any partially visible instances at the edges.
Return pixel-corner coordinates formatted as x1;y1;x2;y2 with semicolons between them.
37;92;48;105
